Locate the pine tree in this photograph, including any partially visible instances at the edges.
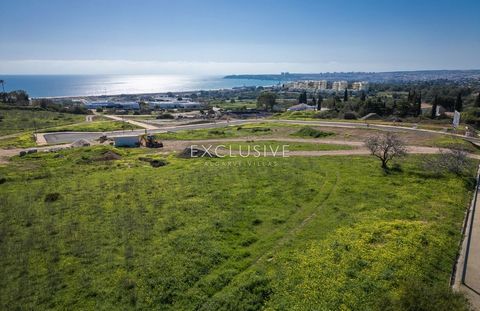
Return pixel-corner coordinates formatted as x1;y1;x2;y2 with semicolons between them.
360;91;366;101
344;89;348;102
311;96;316;107
298;91;307;104
317;94;323;110
431;95;438;119
455;92;463;112
475;93;480;108
416;93;422;116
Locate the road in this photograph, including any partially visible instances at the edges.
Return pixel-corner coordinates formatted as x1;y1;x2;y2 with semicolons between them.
40;118;480;145
3;137;480;164
102;114;159;130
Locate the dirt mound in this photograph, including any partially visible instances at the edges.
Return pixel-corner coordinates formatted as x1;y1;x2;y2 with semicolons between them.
178;146;217;158
139;157;167;167
96;150;122;161
71;139;91;147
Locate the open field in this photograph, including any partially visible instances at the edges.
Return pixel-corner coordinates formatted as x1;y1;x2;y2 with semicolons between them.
0;132;36;149
0;108;85;136
213;140;353;152
48;120;141;132
0;146;474;310
153;123;298;140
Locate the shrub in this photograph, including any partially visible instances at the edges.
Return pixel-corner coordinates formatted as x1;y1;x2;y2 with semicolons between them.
422;144;473;175
250;127;271;133
344;111;358;120
208;130;225;135
313;110;339;119
293;127;334;138
156;113;174;119
44;192;60;202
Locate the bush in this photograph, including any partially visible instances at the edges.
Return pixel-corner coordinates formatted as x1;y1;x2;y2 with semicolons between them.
156;113;174;119
313;110;339;119
208;129;226;135
44;192;60;202
293;127;334;138
422;145;473;175
344;111;358;120
249;127;271;133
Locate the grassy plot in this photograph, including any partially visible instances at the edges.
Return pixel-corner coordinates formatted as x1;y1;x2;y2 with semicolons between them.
0;147;474;310
428;136;480;154
214;140;353;152
0;132;36;149
291;126;335;138
153;123;299;140
48;120;141;132
0;108;85;136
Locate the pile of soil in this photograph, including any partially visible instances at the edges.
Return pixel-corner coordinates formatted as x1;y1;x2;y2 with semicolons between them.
178;146;218;158
71;139;91;147
139;157;167;167
96;150;122;161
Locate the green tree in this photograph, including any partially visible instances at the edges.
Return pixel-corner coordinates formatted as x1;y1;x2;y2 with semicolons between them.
317;94;323;110
311;95;316;106
455;92;463;112
416;93;422;116
257;92;276;111
360;91;366;102
475;93;480;108
344;89;348;102
298;91;307;104
431;95;438;119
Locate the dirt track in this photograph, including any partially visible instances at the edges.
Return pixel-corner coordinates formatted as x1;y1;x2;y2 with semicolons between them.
1;138;479;164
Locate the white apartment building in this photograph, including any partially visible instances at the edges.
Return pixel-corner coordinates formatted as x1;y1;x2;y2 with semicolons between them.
352;81;369;91
332;81;348;91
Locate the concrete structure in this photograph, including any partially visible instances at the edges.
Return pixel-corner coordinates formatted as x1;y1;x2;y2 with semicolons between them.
86;101;139;110
285;80;327;91
147;101;205;110
287;103;316;111
332;81;348;91
111;135;139;147
352;81;369;91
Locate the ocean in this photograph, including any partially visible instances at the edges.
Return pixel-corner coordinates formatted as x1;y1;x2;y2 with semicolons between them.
0;75;278;98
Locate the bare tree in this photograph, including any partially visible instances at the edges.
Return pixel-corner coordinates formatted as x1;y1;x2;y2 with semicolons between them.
422;144;472;175
365;133;407;169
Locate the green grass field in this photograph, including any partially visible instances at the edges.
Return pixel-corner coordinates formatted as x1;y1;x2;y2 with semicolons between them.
48;120;141;132
0;146;473;310
154;123;297;140
215;140;353;152
0;108;85;136
0;132;37;149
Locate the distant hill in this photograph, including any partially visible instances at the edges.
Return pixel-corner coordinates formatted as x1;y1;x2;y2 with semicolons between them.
224;70;480;83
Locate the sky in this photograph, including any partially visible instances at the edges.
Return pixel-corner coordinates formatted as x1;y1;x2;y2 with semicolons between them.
1;0;479;75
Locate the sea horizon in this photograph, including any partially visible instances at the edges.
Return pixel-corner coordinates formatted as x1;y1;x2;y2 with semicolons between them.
0;74;277;98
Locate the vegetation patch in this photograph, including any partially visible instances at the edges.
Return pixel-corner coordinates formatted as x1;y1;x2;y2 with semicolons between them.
48;120;141;132
0;152;475;310
292;126;335;138
0;132;36;149
0;108;85;136
218;140;353;152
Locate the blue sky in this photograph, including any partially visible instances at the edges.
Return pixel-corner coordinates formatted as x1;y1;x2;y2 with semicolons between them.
1;0;479;74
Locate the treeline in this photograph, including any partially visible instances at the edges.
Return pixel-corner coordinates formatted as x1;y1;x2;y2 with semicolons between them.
0;90;89;114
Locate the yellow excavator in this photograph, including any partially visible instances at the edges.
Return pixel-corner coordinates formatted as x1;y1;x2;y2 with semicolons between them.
140;135;163;148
